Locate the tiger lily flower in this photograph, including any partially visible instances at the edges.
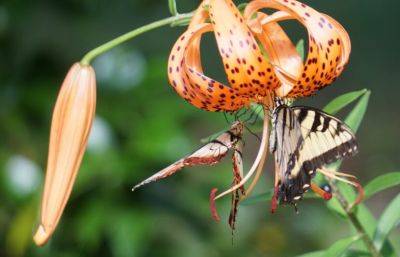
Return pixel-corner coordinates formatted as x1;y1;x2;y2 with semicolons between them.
167;0;352;204
34;63;96;246
168;0;279;113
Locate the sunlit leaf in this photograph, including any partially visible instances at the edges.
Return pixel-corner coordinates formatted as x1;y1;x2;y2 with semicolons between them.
326;197;346;218
323;235;361;257
363;172;400;200
250;103;264;120
343;90;370;132
296;251;324;257
323;89;367;115
342;250;371;257
373;193;400;251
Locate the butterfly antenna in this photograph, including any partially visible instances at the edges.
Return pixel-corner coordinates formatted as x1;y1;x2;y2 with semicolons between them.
244;107;257;123
250;106;264;125
223;112;231;124
237;108;249;120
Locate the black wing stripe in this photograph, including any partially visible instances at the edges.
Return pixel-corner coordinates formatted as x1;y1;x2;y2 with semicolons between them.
297;108;308;124
311;111;321;132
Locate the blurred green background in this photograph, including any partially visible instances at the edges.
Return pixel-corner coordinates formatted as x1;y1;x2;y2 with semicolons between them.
0;0;399;256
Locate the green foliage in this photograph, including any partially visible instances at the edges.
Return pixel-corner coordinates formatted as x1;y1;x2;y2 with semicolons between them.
373;194;400;251
323;235;361;257
323;89;368;115
364;173;400;200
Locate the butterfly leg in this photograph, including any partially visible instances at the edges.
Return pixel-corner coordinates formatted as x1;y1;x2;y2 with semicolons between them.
311;183;332;200
318;168;364;208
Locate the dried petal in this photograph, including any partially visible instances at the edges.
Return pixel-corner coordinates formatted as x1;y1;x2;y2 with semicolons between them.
34;63;96;246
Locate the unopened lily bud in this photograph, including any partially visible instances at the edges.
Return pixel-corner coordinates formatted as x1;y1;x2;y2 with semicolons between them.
34;63;96;246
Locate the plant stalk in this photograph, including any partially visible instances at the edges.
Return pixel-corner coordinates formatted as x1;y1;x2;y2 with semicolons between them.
80;13;193;65
328;180;383;257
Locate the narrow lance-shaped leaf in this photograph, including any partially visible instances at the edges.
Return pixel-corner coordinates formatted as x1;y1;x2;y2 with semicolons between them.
323;235;361;257
323;89;368;115
373;193;400;251
295;251;324;257
363;172;400;200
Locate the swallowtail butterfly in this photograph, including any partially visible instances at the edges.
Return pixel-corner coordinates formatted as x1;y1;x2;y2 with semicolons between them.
269;99;359;207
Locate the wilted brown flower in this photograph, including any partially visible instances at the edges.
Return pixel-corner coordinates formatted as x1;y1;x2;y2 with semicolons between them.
34;63;96;246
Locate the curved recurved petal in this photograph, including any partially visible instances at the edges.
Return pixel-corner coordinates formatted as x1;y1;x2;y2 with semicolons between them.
246;11;303;97
184;25;250;111
185;0;210;73
168;24;249;111
209;0;280;97
245;0;351;98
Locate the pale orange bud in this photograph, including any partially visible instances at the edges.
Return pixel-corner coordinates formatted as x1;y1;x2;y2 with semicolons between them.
34;63;96;246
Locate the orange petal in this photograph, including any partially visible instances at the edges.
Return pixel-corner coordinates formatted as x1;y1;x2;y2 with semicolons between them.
245;0;351;98
168;23;249;111
246;11;303;97
34;63;96;246
209;0;280;97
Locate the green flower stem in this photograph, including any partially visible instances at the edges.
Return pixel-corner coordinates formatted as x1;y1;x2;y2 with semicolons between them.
328;180;383;257
80;13;193;65
168;0;178;16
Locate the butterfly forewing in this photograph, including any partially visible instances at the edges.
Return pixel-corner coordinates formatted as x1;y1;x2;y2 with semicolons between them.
270;103;358;205
292;106;358;171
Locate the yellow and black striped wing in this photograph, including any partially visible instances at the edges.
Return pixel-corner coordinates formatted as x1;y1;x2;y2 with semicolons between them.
290;106;358;177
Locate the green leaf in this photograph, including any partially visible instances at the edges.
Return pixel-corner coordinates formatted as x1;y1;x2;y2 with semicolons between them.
326;197;347;218
373;193;400;251
323;235;361;257
323;89;368;115
342;250;372;257
363;172;400;200
250;103;265;120
343;90;370;132
296;251;324;257
296;39;305;61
